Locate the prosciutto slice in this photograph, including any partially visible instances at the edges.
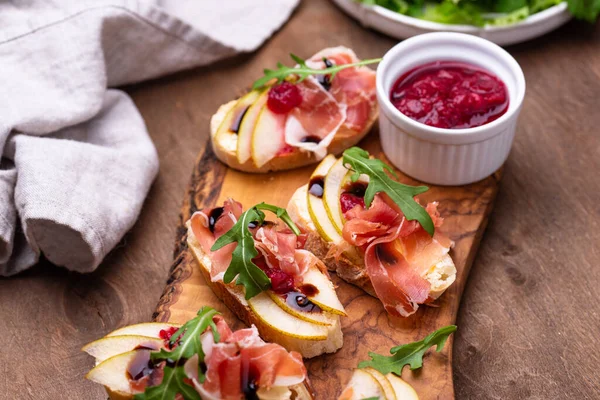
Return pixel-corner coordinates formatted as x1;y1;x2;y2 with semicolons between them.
189;318;306;399
190;199;243;282
191;200;313;288
306;46;377;133
343;195;451;317
285;77;346;159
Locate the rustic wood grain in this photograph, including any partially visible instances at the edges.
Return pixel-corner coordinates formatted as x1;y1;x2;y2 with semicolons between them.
152;131;500;399
0;0;598;399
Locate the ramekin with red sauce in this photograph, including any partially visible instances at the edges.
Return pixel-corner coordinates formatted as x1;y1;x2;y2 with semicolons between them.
377;32;526;185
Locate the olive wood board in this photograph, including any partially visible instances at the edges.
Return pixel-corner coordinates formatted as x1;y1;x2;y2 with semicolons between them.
152;133;501;400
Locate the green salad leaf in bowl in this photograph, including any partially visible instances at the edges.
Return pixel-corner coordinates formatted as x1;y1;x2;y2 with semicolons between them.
357;0;600;25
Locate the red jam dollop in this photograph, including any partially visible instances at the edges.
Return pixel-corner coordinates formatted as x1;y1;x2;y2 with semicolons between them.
390;61;509;129
267;82;302;114
340;192;365;214
253;256;295;294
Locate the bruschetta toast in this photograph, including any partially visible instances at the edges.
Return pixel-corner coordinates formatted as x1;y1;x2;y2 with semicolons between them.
187;199;345;358
211;47;378;173
287;148;457;317
84;307;314;400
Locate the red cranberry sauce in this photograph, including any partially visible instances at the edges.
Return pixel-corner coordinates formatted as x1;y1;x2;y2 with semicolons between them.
340;182;367;214
253;255;295;294
158;326;180;349
390;61;509;129
267;82;302;114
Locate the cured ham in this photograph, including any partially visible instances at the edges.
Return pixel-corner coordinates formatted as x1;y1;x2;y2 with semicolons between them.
285;77;347;159
189;318;307;400
342;195;452;317
306;47;377;133
191;200;313;289
191;199;243;281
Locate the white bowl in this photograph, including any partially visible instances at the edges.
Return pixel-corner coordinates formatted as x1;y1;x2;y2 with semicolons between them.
332;0;571;46
377;32;526;185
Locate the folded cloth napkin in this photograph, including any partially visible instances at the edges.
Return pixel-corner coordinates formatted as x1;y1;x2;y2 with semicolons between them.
0;0;299;276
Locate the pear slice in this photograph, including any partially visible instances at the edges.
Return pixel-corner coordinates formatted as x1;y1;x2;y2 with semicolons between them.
301;266;346;316
214;90;261;143
307;155;343;243
267;290;335;326
86;350;148;395
105;322;180;338
247;292;329;340
339;369;386;400
363;368;397;400
251;104;287;168
323;158;350;234
82;335;164;363
237;90;268;164
386;374;419;400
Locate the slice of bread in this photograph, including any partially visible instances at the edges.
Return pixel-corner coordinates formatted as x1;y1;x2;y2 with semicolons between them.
210;100;377;174
186;221;343;359
287;185;457;301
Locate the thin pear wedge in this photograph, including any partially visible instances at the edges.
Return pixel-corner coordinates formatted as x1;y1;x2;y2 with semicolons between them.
302;266;346;316
247;292;329;341
387;374;419;400
106;322;180;338
307;155;343;243
363;367;397;400
82;335;164;363
267;290;336;326
85;350;148;395
214;90;261;143
251;104;287;168
323;157;349;234
237;90;267;164
339;368;387;400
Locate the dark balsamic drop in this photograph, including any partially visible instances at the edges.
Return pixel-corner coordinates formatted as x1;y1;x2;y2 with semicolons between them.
308;176;325;198
285;291;321;313
298;283;319;297
301;136;321;144
127;351;153;381
208;207;225;233
316;57;334;90
231;105;250;134
243;380;259;400
344;181;368;197
375;243;398;265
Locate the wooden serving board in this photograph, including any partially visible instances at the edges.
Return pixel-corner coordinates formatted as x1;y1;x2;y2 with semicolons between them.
152;133;500;400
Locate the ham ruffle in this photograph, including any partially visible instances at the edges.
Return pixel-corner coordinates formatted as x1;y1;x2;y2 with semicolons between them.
342;194;451;317
282;47;376;159
185;316;306;400
190;199;312;286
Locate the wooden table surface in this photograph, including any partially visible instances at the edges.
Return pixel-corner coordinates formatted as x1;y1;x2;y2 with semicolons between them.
1;1;599;399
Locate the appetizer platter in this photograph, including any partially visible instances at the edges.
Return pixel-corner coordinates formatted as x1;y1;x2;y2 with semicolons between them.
83;39;511;399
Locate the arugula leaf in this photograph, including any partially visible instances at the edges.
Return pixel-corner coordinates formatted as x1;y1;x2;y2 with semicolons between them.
252;53;382;90
135;307;221;400
211;203;300;299
135;366;201;400
362;397;380;400
358;325;457;375
342;147;434;236
150;307;219;363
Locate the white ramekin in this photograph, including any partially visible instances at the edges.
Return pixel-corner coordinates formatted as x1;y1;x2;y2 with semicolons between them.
377;32;526;185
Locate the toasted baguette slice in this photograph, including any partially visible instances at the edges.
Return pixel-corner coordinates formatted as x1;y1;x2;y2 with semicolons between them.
88;350;314;400
186;221;343;359
287;185;457;301
210;100;376;173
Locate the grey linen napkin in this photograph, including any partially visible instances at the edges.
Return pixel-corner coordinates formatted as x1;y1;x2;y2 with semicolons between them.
0;0;299;276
